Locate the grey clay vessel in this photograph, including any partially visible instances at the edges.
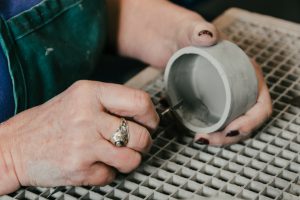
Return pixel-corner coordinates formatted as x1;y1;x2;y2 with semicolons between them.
164;40;258;134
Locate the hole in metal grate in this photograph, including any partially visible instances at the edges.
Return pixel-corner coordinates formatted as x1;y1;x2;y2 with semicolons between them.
232;155;250;166
180;181;200;193
156;150;173;161
286;184;300;196
171;154;189;166
179;147;196;158
157;184;176;196
270;179;289;190
237;189;258;200
254;172;273;184
164;142;182;153
197;186;219;197
142;178;162;190
176;167;195;179
262;187;281;199
171;189;194;199
239;168;256;180
263;165;281;176
185;159;204;171
26;187;45;195
166;175;185;187
224;162;243;173
246;181;265;193
191;172;211;185
151;170;171;182
117;181;137;194
209;157;228;168
66;188;88;198
147;192;169;200
230;176;250;187
107;189;127;200
92;186;112;196
132;187;151;199
153;138;169;148
220;184;241;197
255;153;272;164
161;162;178;174
148;158;165;168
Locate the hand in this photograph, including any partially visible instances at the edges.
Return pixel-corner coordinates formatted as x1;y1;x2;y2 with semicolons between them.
0;80;159;194
194;61;273;145
107;0;219;67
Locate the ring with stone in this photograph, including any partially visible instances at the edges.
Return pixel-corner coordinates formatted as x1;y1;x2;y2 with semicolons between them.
110;118;129;147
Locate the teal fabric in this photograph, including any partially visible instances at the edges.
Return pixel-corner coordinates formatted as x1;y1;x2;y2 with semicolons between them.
0;0;107;113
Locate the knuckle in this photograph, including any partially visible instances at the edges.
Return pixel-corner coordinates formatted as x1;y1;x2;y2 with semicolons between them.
94;167;115;186
128;153;142;172
135;126;151;151
69;158;85;172
134;90;152;111
68;80;94;98
116;151;141;173
152;113;160;129
83;166;116;186
71;80;90;91
66;151;89;171
101;169;116;186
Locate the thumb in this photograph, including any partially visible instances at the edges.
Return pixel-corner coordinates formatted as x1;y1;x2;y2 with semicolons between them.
189;21;219;47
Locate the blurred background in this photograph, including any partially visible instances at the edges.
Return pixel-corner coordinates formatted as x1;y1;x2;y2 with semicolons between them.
93;0;300;83
172;0;300;23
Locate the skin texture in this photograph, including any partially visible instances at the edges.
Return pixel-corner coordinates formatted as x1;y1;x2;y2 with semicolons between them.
106;0;219;67
0;81;159;194
0;0;272;195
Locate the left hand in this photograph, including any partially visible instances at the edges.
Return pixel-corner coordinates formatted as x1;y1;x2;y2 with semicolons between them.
194;60;273;145
143;12;272;145
110;0;272;145
109;0;219;68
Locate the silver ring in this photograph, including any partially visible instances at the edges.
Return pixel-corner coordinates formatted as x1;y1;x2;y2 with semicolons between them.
110;118;129;147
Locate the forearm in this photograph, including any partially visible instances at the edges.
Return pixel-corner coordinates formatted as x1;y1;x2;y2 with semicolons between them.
106;0;202;58
0;122;21;195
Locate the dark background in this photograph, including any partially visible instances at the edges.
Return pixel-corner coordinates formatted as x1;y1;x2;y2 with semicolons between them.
94;0;300;83
175;0;300;23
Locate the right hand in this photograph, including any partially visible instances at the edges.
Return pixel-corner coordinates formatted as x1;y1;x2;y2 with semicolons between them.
0;80;159;194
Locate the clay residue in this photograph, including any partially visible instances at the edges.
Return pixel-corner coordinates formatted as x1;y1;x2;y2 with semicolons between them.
181;99;219;127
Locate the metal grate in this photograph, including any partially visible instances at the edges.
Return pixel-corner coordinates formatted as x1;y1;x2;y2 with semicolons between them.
2;9;300;200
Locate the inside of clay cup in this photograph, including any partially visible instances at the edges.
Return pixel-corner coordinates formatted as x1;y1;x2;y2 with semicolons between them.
167;53;227;128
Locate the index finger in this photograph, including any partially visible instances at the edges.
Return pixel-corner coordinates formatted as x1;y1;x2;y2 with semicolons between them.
96;82;159;130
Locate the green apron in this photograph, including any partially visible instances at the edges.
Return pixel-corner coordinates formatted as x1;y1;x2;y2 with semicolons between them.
0;0;107;114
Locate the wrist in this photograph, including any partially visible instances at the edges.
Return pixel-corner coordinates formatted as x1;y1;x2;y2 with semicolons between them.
0;121;21;195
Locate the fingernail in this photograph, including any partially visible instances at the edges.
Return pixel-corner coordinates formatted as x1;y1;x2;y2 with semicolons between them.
198;30;213;38
226;130;240;137
195;137;209;145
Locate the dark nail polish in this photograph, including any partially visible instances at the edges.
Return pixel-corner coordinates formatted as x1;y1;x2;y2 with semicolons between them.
198;30;213;38
290;96;300;107
226;130;240;137
195;138;209;145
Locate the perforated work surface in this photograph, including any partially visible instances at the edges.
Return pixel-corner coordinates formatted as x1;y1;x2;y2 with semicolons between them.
2;10;300;200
